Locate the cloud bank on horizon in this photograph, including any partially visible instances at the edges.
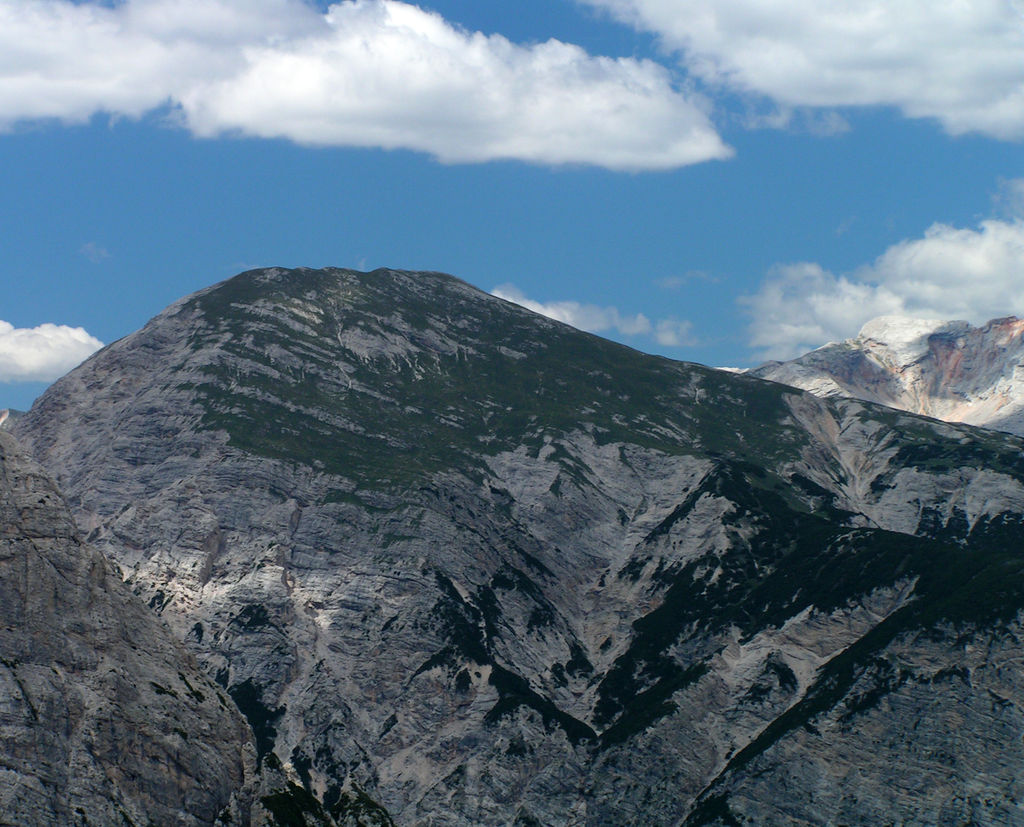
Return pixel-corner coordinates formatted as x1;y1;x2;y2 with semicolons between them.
0;0;729;170
744;202;1024;361
0;322;103;384
497;182;1024;365
491;284;695;347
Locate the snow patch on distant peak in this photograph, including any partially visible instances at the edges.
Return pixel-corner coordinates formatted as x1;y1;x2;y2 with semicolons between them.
856;316;970;365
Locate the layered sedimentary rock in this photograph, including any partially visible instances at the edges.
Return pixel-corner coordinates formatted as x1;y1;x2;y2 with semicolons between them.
0;430;256;825
14;268;1024;825
753;315;1024;435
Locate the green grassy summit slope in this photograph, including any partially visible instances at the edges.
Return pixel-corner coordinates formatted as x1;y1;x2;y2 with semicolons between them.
183;267;805;487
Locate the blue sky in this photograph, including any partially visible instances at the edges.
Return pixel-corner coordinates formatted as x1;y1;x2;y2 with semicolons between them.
1;0;1022;410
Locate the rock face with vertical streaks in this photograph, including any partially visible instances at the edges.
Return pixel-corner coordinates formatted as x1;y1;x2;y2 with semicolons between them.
0;430;256;825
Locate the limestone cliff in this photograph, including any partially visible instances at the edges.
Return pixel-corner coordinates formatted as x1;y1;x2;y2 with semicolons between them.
753;315;1024;435
0;430;256;825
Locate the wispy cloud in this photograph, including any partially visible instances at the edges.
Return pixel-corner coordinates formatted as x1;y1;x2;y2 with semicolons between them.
742;200;1024;360
995;177;1024;220
0;321;104;383
653;318;695;347
79;242;111;263
579;0;1024;139
0;0;731;170
656;271;716;289
492;284;695;348
833;216;857;238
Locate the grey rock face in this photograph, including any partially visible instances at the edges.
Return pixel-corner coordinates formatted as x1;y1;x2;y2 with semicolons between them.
691;623;1024;826
14;268;1024;825
0;409;22;431
0;430;256;825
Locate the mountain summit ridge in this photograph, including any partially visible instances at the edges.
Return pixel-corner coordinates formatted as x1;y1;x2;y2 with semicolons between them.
753;314;1024;435
12;267;1024;825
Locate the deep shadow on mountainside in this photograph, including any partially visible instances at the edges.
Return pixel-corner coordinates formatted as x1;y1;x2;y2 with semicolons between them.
10;267;1024;825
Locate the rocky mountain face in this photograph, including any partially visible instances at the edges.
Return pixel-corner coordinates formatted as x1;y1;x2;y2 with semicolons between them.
752;315;1024;435
12;268;1024;825
0;409;23;431
0;430;255;825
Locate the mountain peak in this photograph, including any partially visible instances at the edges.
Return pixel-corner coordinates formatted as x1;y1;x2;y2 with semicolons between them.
855;315;970;364
14;270;1024;824
754;313;1024;434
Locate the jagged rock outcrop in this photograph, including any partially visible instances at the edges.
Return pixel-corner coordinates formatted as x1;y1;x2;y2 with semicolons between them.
752;315;1024;435
13;268;1024;825
0;430;256;825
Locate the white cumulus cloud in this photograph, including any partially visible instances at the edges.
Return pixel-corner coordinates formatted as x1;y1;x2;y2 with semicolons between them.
741;263;904;361
579;0;1024;139
0;321;104;383
491;284;695;348
743;212;1024;360
0;0;730;170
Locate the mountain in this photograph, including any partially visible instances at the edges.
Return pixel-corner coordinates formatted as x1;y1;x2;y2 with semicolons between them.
0;430;255;824
0;409;24;431
13;267;1024;825
752;315;1024;435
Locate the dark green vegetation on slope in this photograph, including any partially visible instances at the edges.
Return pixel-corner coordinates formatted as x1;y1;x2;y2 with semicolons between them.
682;511;1024;824
598;456;1024;754
183;268;805;490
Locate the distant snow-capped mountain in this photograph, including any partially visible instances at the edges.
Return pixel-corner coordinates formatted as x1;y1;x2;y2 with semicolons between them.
752;315;1024;435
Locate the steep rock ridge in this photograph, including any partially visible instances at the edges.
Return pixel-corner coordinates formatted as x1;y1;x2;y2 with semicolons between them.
753;315;1024;435
14;268;1024;825
0;430;256;825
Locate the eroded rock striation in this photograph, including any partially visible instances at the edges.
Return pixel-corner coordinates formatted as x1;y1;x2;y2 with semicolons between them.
0;430;256;825
13;268;1024;825
753;315;1024;435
